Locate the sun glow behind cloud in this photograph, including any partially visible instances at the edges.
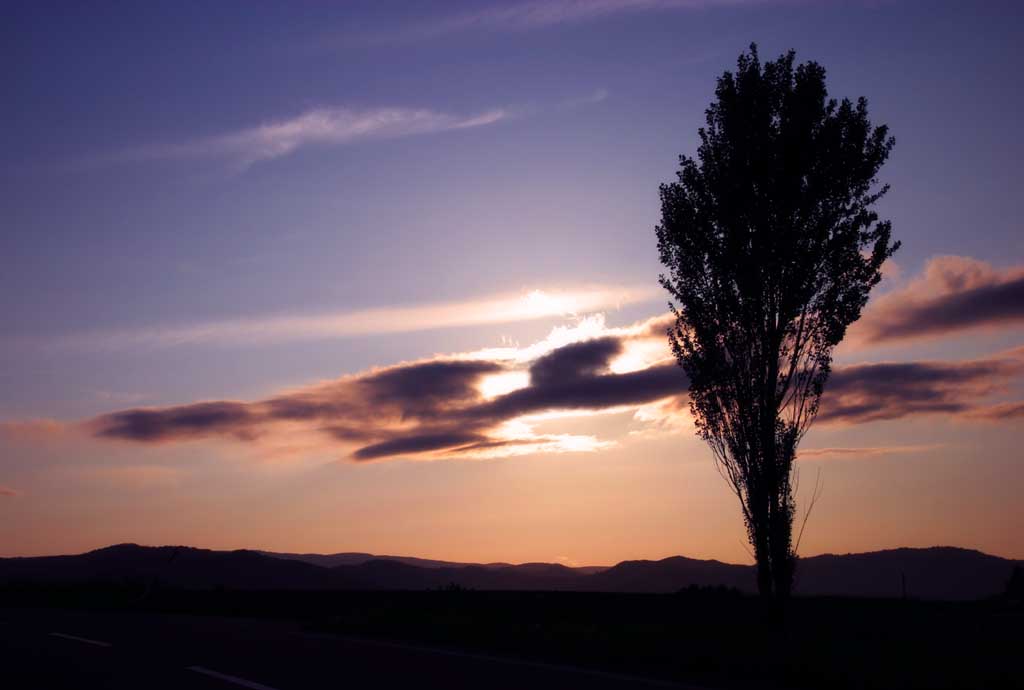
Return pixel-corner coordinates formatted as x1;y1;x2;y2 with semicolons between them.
72;310;685;462
478;371;531;399
9;255;1024;467
51;285;658;351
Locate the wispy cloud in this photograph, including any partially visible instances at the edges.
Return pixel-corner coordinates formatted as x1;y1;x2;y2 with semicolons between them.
51;285;657;351
100;106;508;170
964;401;1024;422
0;486;19;497
798;445;941;460
391;0;783;40
556;88;611;110
0;418;71;442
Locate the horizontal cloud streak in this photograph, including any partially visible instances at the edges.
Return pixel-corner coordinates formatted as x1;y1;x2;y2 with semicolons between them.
820;349;1024;424
0;419;76;444
353;432;491;460
101;105;507;169
797;445;941;460
52;286;656;351
394;0;783;39
88;317;685;460
855;256;1024;344
0;486;19;497
82;306;1024;462
964;401;1024;422
94;402;258;443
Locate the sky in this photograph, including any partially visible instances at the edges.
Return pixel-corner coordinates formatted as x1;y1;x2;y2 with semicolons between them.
2;0;1022;564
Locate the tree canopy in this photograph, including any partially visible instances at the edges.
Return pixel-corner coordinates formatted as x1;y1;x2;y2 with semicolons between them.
657;44;899;599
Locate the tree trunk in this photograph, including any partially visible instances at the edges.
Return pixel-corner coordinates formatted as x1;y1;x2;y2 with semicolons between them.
770;518;793;599
751;493;774;599
756;545;774;598
770;445;796;600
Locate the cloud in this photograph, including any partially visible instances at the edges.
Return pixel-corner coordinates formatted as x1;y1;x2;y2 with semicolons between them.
853;256;1024;344
0;486;19;497
963;401;1024;422
93;402;258;443
50;285;657;351
88;316;686;461
353;432;492;460
391;0;782;39
556;88;610;109
819;349;1024;425
528;338;623;385
0;419;73;442
797;445;941;460
81;305;1024;461
100;105;507;170
466;360;683;425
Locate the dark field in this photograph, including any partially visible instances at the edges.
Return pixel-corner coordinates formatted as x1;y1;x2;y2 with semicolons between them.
2;584;1021;689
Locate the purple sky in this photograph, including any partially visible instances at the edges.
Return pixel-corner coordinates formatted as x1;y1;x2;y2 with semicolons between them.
2;0;1022;563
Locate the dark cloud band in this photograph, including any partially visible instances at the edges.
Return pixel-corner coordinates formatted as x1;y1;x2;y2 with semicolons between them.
89;334;691;460
88;325;1024;458
819;355;1023;424
858;258;1024;344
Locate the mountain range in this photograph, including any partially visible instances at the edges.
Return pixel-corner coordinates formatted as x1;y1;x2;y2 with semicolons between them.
1;544;1019;601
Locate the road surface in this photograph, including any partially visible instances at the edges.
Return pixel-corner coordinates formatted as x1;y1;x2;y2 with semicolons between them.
0;607;700;689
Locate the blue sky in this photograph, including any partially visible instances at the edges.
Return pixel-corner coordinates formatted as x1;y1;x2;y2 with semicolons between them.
2;0;1023;561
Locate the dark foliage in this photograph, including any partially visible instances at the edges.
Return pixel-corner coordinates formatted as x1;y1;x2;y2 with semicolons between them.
657;45;899;599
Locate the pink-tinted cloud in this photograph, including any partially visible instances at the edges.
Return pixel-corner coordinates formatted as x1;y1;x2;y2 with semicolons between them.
819;349;1024;425
88;319;683;461
0;486;19;496
0;419;74;443
854;256;1024;345
83;310;1024;462
964;401;1024;422
797;445;941;460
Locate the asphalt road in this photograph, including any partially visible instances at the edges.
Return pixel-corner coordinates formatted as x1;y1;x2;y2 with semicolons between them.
0;608;699;689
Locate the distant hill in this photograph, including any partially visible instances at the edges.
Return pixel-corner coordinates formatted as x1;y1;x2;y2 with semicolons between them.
1;544;1018;600
327;560;591;591
0;544;335;590
259;550;608;575
258;550;517;571
796;547;1020;600
584;555;755;593
583;547;1020;600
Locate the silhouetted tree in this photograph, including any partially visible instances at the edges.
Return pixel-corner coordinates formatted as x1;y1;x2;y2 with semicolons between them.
657;45;898;601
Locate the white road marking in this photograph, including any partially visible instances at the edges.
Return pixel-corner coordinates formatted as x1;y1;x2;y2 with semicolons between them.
48;632;112;647
186;666;282;690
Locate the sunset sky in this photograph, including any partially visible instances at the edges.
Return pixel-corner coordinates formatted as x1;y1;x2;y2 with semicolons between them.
2;0;1022;564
